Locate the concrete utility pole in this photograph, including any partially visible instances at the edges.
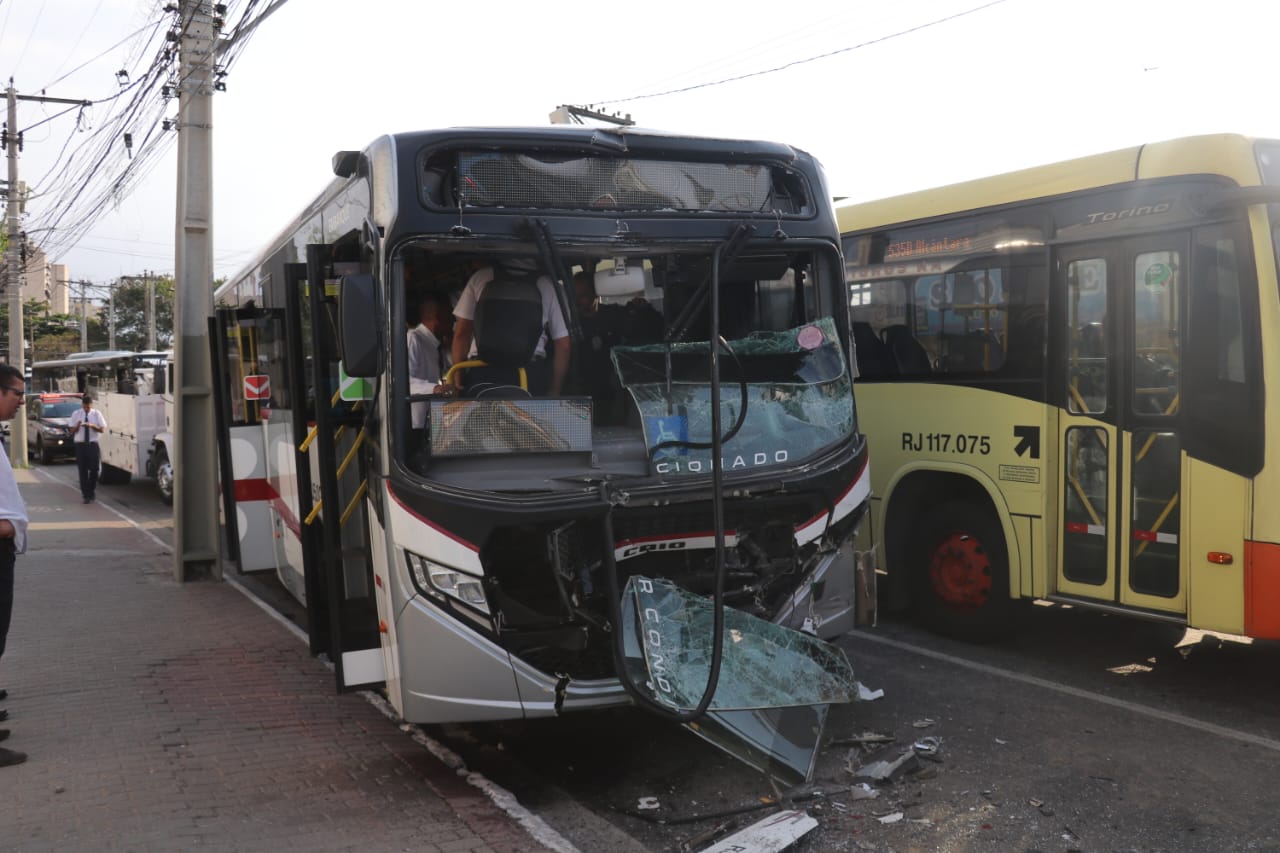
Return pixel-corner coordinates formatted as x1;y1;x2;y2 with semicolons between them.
4;83;22;467
4;80;92;467
78;281;89;351
173;0;220;582
146;270;156;351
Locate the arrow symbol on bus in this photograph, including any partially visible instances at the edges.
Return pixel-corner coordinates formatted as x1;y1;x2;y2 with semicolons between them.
1014;425;1040;459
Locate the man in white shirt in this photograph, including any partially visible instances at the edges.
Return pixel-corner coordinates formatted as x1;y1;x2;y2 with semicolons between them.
68;393;107;504
451;266;570;396
407;291;457;428
0;364;29;767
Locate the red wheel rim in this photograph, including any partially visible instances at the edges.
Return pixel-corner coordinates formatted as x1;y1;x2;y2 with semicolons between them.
927;531;992;609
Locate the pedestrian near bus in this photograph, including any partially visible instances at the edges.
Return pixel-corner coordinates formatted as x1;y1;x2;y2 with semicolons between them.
68;393;106;504
0;364;30;767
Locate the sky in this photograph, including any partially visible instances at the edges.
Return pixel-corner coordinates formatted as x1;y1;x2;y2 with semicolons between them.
3;0;1279;291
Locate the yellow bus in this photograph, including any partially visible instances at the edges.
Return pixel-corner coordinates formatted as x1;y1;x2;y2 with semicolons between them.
838;133;1280;641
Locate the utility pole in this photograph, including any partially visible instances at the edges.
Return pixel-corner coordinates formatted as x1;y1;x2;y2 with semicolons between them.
4;80;92;468
107;281;115;350
79;281;89;351
173;0;220;582
146;270;156;351
4;83;25;467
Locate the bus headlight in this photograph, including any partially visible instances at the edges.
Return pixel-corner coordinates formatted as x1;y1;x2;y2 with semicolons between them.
405;551;490;615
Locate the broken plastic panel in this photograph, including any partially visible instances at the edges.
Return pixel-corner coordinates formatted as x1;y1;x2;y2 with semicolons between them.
611;318;853;476
621;576;858;712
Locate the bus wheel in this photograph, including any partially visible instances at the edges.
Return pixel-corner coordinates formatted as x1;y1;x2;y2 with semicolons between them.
155;449;174;506
910;501;1013;642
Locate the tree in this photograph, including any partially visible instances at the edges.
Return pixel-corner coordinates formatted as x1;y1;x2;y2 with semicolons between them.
5;298;108;361
110;276;175;351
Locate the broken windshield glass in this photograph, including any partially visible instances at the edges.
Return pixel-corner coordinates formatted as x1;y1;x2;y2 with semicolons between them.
611;318;853;476
456;152;777;212
621;575;858;712
684;705;829;787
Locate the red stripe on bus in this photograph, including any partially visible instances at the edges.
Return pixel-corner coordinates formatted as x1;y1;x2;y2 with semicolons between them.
233;478;278;503
1245;540;1280;640
793;453;869;534
387;483;479;553
1132;530;1157;542
1065;522;1088;534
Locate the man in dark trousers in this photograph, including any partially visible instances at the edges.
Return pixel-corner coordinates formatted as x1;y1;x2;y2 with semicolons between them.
0;364;30;767
68;393;106;504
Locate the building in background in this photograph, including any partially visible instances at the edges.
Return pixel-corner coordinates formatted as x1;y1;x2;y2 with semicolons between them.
0;240;72;314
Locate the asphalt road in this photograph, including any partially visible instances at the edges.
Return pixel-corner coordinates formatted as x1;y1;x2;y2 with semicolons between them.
64;460;1280;852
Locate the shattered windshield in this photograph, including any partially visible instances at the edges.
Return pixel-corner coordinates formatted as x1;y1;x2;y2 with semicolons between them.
621;576;859;712
456;152;779;212
611;317;854;476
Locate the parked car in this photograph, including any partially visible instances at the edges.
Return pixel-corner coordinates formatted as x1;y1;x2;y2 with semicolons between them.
27;394;81;463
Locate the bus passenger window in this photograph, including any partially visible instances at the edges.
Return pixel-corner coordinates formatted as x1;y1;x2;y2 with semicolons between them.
881;325;933;375
851;322;893;378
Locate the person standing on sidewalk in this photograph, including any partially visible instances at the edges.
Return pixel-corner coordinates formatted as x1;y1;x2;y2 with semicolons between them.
0;365;29;767
68;393;106;504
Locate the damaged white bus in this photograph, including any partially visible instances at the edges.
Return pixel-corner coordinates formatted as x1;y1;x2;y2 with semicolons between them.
213;126;871;783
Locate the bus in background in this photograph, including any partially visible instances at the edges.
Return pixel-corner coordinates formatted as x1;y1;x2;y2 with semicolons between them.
212;126;871;781
837;133;1280;642
29;350;175;503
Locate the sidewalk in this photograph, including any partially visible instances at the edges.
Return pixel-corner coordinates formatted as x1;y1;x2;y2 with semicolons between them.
0;469;566;852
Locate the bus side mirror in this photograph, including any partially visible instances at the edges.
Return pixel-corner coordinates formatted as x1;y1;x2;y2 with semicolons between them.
339;274;381;378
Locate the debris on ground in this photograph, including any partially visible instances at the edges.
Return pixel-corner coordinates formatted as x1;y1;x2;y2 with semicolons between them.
912;718;937;728
637;796;660;810
849;746;919;782
856;682;885;701
696;809;818;853
828;731;895;747
848;782;879;800
912;736;943;761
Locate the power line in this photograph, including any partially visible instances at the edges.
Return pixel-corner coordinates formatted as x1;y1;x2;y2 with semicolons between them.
38;21;160;92
591;0;1009;106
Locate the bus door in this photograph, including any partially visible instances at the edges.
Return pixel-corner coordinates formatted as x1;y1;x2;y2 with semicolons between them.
212;304;276;573
1055;236;1186;617
298;246;383;692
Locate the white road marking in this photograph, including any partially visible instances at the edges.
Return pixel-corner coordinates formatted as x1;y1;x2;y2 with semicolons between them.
854;630;1280;753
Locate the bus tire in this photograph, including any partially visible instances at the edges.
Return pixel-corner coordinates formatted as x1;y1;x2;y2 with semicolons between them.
910;501;1013;642
99;463;132;486
154;448;174;506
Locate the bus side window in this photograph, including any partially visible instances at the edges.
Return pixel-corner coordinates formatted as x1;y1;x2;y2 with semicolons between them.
851;321;894;378
881;324;933;375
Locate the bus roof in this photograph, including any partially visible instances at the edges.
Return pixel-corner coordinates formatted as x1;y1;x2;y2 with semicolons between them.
836;133;1271;233
217;125;828;303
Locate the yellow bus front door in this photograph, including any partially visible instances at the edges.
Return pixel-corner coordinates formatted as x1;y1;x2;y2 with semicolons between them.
1054;239;1186;617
